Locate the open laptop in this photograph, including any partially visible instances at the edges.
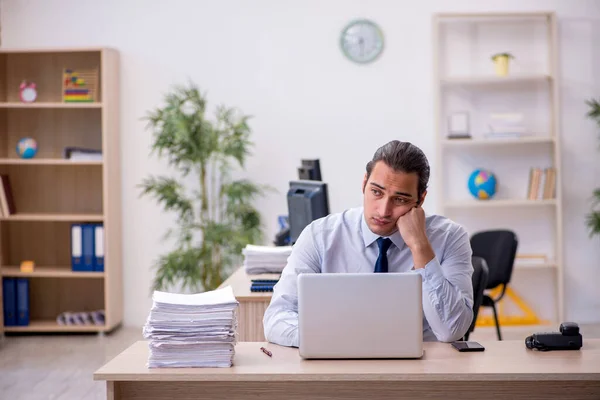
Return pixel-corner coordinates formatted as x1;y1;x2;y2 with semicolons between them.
297;272;423;359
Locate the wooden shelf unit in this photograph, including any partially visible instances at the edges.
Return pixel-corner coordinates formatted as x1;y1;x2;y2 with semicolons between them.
0;48;122;335
433;12;564;324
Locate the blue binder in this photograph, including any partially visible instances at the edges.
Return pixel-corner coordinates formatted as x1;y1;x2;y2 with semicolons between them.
94;223;104;272
82;223;95;271
2;278;17;326
16;278;29;326
71;223;83;271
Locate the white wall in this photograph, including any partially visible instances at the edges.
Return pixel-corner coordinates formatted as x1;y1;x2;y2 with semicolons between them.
2;0;599;327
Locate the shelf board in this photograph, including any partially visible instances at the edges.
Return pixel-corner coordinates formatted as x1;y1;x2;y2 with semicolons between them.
445;199;556;208
440;74;551;86
0;213;104;222
0;102;102;109
442;136;555;147
514;263;557;270
1;266;104;278
0;158;102;166
4;319;105;333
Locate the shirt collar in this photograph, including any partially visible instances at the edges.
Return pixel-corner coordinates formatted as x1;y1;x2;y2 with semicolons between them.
360;208;405;250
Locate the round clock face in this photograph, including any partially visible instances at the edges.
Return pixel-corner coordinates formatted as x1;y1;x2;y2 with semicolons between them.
340;19;384;64
21;87;37;103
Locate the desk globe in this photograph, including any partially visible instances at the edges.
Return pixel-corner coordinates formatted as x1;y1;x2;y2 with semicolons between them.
468;169;497;200
16;137;38;159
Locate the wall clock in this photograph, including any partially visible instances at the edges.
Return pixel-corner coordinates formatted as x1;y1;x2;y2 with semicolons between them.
340;19;384;64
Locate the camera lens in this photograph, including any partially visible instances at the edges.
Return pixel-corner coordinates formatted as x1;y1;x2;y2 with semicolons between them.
525;335;534;349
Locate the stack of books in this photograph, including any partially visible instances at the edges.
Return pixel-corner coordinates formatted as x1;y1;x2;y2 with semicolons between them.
142;286;239;368
242;244;292;274
250;279;280;292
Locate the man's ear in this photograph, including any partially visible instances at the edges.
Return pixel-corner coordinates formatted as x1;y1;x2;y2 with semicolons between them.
362;173;368;194
417;190;428;207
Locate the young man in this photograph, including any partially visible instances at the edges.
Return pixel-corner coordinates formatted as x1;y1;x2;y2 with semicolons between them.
263;140;474;347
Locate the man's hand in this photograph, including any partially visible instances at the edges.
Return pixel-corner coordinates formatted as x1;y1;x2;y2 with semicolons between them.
397;207;435;269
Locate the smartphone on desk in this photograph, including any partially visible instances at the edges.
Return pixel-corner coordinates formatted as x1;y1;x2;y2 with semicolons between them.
451;341;485;352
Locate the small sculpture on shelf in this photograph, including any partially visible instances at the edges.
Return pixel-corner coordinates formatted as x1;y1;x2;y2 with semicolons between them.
468;169;497;200
16;137;38;159
491;52;515;76
19;81;37;103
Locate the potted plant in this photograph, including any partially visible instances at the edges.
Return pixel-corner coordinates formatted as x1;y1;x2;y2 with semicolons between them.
491;52;515;76
140;82;268;293
585;98;600;238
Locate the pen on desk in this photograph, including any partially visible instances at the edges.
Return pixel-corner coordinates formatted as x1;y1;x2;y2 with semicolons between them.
260;347;272;357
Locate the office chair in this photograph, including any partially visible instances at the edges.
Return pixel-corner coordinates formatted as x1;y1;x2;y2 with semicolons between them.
464;256;489;341
470;230;519;341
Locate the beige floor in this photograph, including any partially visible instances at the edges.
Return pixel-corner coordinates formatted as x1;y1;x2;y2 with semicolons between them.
1;323;599;400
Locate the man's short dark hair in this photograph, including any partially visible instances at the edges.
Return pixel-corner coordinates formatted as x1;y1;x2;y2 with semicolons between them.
365;140;430;200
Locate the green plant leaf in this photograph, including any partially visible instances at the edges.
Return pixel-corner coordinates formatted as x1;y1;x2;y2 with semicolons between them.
586;211;600;238
138;175;194;224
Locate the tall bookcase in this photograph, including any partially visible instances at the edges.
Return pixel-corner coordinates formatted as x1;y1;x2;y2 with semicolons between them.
0;47;122;334
433;12;563;324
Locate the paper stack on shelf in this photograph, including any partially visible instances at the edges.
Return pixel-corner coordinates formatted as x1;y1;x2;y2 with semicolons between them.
485;112;532;138
142;286;239;368
242;244;293;274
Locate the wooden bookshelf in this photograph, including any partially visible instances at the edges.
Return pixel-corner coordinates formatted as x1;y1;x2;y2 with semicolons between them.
433;12;564;324
0;48;122;335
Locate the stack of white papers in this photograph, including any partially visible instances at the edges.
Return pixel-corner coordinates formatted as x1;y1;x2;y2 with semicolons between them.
242;244;293;274
142;286;239;368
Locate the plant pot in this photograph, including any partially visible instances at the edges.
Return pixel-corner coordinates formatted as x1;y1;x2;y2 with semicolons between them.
493;55;510;76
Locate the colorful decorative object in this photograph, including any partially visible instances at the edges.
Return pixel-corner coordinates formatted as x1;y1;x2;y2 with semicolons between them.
62;68;98;102
20;261;35;273
16;137;38;159
491;52;514;76
468;169;497;200
19;81;37;103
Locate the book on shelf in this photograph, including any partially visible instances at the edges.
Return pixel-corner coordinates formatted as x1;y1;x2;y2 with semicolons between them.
527;167;556;200
0;174;16;216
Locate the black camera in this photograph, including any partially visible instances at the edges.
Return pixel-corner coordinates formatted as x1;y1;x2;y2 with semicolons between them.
525;322;582;351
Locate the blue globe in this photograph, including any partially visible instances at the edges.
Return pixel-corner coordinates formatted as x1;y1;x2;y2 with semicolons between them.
16;137;38;159
468;169;497;200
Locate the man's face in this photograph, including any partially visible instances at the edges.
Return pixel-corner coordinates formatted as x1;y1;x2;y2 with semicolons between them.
362;161;426;236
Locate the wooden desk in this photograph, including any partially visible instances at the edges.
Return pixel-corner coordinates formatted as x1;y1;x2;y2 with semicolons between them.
94;340;600;400
218;267;277;342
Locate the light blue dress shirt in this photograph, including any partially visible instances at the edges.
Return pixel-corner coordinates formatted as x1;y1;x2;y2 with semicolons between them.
263;206;474;347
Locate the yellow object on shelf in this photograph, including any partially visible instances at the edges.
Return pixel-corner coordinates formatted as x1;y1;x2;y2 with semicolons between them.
20;260;35;273
475;285;548;326
491;53;513;77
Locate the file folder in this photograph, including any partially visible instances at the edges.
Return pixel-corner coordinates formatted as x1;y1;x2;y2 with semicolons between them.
2;278;17;326
16;278;29;326
94;224;104;272
82;223;95;271
71;224;83;271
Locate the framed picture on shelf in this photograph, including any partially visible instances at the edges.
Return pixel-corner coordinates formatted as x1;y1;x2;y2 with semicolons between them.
447;112;471;139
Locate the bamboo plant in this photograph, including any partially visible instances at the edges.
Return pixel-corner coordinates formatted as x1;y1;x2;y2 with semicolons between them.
585;98;600;238
140;82;267;292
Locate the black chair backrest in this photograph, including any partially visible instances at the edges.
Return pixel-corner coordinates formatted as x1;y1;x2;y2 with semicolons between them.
470;230;518;289
469;256;489;335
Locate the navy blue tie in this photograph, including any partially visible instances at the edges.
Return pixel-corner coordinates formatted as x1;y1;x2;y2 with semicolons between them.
374;237;393;273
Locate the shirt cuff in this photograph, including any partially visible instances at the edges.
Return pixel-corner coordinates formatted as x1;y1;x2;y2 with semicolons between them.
415;257;445;289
